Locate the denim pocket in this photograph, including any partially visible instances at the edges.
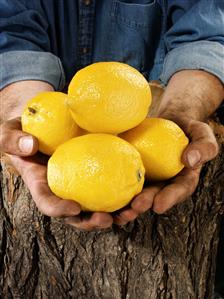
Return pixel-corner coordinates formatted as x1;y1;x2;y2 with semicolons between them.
106;0;162;73
111;0;157;28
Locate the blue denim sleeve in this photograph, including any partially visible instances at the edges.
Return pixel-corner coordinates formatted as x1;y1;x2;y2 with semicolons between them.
160;0;224;85
0;51;65;90
0;0;65;90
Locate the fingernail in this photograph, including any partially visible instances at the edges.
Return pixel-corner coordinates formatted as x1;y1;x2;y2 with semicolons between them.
19;136;34;153
187;150;201;167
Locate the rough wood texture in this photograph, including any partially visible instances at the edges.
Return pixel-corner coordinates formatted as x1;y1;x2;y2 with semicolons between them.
0;87;223;298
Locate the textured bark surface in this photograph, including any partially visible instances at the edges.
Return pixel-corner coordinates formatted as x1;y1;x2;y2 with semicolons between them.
0;90;223;298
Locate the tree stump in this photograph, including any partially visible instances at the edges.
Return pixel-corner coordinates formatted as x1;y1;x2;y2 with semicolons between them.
0;87;223;299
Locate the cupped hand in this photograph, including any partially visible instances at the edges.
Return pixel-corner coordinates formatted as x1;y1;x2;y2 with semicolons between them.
1;117;218;228
0;118;113;231
113;119;219;225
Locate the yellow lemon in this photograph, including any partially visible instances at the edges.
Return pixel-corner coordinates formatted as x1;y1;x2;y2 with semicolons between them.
47;134;145;212
68;62;151;134
121;118;189;181
21;92;79;156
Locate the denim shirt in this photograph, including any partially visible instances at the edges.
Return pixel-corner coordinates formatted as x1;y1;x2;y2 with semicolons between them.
0;0;224;90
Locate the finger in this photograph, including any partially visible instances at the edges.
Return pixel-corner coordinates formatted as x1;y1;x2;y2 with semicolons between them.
30;177;81;217
113;208;138;226
0;118;38;156
131;184;163;213
182;120;219;168
113;184;163;225
64;212;113;231
10;155;81;217
32;182;81;218
152;168;201;214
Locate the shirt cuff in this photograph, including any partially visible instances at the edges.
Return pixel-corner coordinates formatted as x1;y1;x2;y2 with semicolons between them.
0;51;66;90
160;41;224;85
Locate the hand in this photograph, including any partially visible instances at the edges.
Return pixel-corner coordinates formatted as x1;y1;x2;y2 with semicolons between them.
113;119;219;225
0;118;113;230
113;69;223;226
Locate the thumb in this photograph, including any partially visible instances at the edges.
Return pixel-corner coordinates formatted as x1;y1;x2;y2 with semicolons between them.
0;118;39;156
182;120;219;168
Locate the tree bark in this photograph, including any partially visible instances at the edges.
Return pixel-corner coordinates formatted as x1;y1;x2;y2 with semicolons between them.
0;90;223;299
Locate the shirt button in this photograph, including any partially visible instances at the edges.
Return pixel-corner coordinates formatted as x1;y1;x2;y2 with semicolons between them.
83;0;91;6
82;47;89;54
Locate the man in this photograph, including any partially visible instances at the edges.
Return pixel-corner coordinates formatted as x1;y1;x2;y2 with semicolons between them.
0;0;223;231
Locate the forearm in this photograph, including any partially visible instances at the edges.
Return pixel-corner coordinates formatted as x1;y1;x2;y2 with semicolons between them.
157;70;224;126
0;81;54;123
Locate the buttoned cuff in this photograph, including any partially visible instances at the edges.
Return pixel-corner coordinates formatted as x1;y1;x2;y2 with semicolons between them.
160;41;224;85
0;51;65;90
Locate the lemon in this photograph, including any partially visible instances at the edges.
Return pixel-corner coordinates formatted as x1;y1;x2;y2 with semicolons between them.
47;134;145;212
68;62;151;134
121;118;189;181
21;92;79;156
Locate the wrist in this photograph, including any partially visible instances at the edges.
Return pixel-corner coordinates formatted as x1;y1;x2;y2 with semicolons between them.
157;70;224;123
0;81;54;122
